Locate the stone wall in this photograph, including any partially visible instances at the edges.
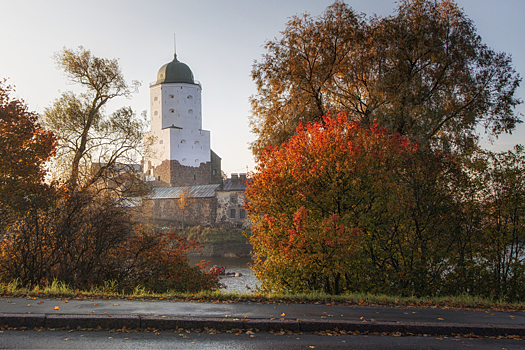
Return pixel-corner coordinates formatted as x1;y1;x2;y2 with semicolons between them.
188;241;252;258
210;150;222;185
142;196;218;227
216;190;250;229
151;154;222;188
151;159;211;187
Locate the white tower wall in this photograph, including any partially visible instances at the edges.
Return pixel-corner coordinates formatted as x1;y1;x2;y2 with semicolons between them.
147;81;211;170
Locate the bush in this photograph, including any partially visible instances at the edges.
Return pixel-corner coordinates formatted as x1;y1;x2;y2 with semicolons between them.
0;189;219;293
116;225;220;293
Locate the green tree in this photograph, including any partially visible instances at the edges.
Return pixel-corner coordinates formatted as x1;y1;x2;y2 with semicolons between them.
250;0;521;156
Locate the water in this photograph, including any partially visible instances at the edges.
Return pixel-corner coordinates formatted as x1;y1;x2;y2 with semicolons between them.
188;257;259;294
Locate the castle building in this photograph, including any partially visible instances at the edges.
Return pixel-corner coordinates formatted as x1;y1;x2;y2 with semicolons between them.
143;54;222;187
141;52;249;230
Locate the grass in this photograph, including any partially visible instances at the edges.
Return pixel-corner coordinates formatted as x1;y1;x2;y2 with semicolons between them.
0;279;523;311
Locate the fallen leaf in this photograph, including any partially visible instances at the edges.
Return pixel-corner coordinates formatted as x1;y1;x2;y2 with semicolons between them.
27;304;30;307
281;313;285;317
64;300;68;303
54;306;59;310
438;318;444;320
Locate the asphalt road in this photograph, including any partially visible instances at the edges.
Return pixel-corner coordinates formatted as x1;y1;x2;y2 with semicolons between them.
0;329;524;350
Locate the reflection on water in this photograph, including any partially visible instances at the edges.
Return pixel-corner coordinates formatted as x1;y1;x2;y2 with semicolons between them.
188;257;259;294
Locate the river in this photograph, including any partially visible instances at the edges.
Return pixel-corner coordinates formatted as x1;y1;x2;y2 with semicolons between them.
188;257;259;294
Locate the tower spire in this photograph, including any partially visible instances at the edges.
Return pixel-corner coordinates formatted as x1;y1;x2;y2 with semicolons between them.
173;34;178;61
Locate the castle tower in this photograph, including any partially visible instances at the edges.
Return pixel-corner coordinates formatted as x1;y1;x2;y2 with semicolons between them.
144;54;221;187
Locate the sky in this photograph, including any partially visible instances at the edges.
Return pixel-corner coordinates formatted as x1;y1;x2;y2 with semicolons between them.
1;0;524;176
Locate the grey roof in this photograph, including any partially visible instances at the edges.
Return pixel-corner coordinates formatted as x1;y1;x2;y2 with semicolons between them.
147;184;220;199
218;179;248;191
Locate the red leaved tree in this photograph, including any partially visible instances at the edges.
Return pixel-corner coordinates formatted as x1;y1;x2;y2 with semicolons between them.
247;113;470;296
246;113;422;294
0;81;56;216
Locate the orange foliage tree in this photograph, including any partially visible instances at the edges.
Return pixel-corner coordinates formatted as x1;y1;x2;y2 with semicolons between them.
0;81;56;217
246;113;466;295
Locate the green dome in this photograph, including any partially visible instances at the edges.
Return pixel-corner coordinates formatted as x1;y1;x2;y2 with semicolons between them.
156;54;194;84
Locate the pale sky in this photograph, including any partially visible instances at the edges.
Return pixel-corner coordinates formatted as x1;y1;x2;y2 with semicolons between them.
1;0;524;175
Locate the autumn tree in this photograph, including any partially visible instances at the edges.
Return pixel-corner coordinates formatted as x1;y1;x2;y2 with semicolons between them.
42;46;144;193
461;146;525;301
246;113;470;296
249;0;522;156
178;188;194;229
0;81;56;219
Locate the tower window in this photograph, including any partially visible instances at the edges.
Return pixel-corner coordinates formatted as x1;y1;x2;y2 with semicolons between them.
154;96;158;101
182;158;187;162
188;109;193;114
181;139;186;144
194;141;200;145
187;95;193;100
193;174;196;180
195;159;199;163
159;140;163;144
230;209;236;219
212;169;217;176
169;94;174;99
169;109;174;113
154;111;158;116
157;176;161;181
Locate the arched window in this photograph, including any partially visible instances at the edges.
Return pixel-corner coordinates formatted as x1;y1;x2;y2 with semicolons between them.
154;111;158;116
182;158;187;162
188;109;193;114
181;139;186;144
194;141;200;145
195;159;199;163
169;109;174;113
169;94;174;99
154;96;158;101
187;95;193;100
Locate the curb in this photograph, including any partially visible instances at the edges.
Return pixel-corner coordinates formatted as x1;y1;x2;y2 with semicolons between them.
1;313;524;337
